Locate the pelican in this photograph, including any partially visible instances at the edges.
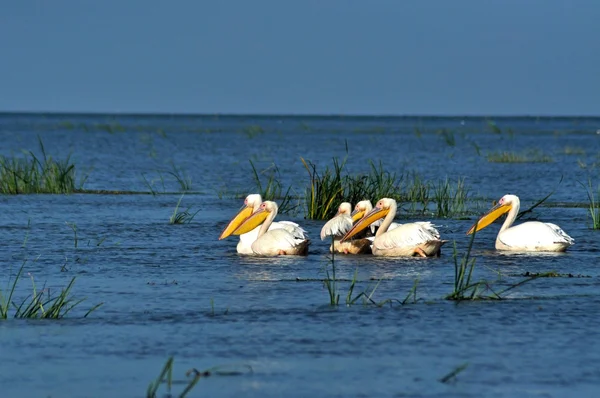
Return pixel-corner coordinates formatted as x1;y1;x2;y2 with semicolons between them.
466;194;574;252
233;201;310;256
219;194;308;254
320;202;371;254
352;200;400;236
341;198;446;257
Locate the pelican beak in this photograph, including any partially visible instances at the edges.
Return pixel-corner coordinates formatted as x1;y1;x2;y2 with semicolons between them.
351;209;365;222
466;203;511;235
218;204;254;240
341;207;389;242
232;208;269;235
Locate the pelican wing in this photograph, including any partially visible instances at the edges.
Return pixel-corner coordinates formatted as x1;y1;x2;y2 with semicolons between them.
273;221;309;240
544;223;575;245
320;214;353;240
499;221;574;248
252;229;310;256
413;222;441;239
373;223;440;251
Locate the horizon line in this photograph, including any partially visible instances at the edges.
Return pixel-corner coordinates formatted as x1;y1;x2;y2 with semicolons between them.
1;110;599;119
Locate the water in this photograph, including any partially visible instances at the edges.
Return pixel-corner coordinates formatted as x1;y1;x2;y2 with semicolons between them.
1;113;600;397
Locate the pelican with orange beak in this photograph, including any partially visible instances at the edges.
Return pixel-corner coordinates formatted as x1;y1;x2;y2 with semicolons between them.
466;194;574;252
232;201;310;256
219;194;307;254
352;200;400;236
341;198;446;257
320;202;371;254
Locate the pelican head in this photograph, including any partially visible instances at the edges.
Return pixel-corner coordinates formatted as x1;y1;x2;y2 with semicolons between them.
233;200;278;235
337;202;352;216
341;198;394;242
466;194;516;235
219;194;264;240
351;200;373;222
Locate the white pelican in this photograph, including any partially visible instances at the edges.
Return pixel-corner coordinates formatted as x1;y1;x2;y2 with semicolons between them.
320;202;371;254
466;194;574;252
219;194;308;254
341;198;446;257
352;200;400;236
232;201;310;256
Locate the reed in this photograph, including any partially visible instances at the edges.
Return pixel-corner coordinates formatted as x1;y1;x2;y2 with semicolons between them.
437;129;456;147
446;226;552;301
583;179;600;229
301;157;346;220
0;136;87;194
486;149;553;163
344;160;400;207
243;125;265;138
323;237;415;307
446;230;480;301
169;194;199;225
432;177;469;218
167;162;192;192
1;260;103;319
487;120;502;134
248;160;297;214
439;363;469;384
65;222;79;248
323;236;340;305
563;146;585;155
300;154;476;219
147;356;252;398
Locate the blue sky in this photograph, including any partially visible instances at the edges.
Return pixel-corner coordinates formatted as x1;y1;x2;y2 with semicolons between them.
1;1;599;115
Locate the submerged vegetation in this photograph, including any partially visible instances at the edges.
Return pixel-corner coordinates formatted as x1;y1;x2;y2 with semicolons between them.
0;137;87;194
0;260;103;319
486;149;553;163
147;357;252;398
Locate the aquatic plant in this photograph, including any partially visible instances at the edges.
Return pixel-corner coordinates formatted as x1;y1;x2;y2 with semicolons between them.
432;177;469;218
167;162;193;192
65;222;79;248
563;146;585;155
446;231;479;301
486;149;553;163
349;160;400;204
301;154;476;219
140;171;166;196
0;137;88;194
439;363;469;384
302;155;408;220
582;179;600;229
147;356;252;398
323;246;340;306
248;160;297;214
0;260;103;319
487;120;502;134
301;156;346;220
322;237;417;307
169;194;199;225
243;125;265;138
399;171;431;214
437;129;456;147
446;227;553;301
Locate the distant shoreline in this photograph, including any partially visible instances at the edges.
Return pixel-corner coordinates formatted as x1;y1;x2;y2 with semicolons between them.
0;111;599;119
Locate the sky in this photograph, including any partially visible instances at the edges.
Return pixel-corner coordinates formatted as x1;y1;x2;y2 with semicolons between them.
1;1;599;116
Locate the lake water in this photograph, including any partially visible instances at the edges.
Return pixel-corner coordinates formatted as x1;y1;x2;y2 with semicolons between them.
1;113;600;397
